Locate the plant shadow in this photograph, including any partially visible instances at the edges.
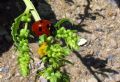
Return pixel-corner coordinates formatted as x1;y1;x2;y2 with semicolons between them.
0;0;19;56
33;0;56;20
78;0;105;24
61;22;92;34
73;51;119;82
64;0;74;4
112;0;120;8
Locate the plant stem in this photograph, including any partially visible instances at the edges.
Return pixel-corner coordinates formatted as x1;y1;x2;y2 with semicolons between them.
24;23;28;30
23;0;41;21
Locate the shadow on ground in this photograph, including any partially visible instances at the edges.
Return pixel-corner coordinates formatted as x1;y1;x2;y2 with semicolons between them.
33;0;56;20
78;0;105;24
0;0;18;56
73;51;119;82
112;0;120;8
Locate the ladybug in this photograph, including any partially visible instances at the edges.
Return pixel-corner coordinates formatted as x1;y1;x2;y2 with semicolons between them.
32;19;51;36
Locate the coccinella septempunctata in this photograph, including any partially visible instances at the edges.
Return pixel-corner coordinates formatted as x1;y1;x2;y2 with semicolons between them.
32;20;51;36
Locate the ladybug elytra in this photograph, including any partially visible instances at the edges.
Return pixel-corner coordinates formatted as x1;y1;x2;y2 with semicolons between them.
32;19;51;36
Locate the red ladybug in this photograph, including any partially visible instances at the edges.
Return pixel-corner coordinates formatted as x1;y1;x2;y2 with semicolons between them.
32;19;51;36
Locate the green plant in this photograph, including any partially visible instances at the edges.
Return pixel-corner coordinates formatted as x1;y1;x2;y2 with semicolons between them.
11;0;79;81
11;0;40;76
37;22;79;82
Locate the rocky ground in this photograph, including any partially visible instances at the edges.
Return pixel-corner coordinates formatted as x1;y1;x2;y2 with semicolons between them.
0;0;120;82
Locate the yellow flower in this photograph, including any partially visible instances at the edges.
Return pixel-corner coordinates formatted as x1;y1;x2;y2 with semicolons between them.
37;42;47;58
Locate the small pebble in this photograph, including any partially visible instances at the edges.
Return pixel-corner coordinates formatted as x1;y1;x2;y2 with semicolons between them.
95;28;104;32
76;19;82;24
109;39;118;49
0;74;3;79
0;66;9;73
88;77;98;82
78;38;87;46
94;51;100;57
0;67;3;72
39;76;47;82
107;55;114;61
3;67;9;73
38;63;44;70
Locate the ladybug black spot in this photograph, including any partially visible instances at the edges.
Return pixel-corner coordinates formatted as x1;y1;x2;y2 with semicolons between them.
38;27;42;32
47;24;51;28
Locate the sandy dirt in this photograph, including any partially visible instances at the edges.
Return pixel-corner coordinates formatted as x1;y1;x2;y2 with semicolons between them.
0;0;120;82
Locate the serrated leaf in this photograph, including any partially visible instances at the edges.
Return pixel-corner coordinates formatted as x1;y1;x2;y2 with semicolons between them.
11;11;26;47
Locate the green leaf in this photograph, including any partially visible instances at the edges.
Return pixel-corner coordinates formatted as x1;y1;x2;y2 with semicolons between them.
55;71;62;78
47;36;53;43
11;10;27;47
54;18;71;28
56;27;79;50
42;56;47;63
38;34;47;45
50;76;57;82
43;67;53;79
63;47;71;55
